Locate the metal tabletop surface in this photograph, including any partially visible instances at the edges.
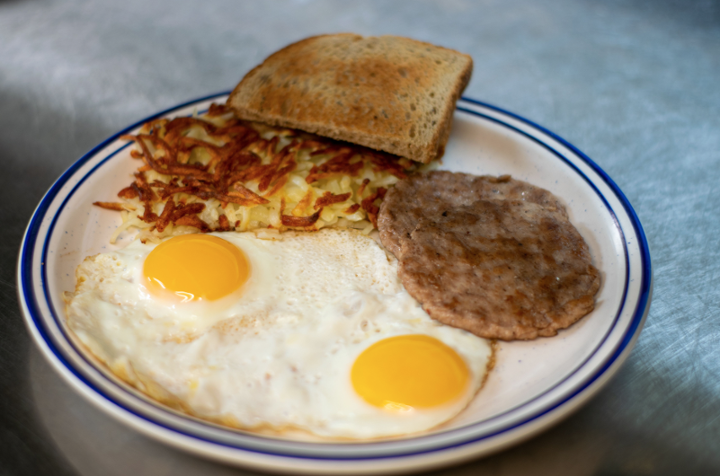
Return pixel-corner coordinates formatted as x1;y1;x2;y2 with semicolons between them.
2;1;719;475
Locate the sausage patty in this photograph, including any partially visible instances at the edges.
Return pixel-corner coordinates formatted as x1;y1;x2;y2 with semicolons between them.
378;172;601;341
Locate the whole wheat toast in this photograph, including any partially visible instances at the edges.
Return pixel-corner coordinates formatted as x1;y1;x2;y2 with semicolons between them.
227;34;472;164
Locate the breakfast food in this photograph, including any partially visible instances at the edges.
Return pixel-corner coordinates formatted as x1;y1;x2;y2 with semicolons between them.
228;34;473;164
72;32;604;442
378;172;601;340
96;104;422;242
77;36;497;438
64;229;493;438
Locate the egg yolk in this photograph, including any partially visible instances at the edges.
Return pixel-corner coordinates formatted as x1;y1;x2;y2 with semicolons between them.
143;234;249;302
351;334;470;411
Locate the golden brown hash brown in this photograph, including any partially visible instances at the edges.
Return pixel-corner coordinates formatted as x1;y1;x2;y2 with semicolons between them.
95;104;425;241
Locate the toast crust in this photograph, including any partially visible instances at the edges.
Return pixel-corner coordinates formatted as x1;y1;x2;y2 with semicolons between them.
228;34;472;163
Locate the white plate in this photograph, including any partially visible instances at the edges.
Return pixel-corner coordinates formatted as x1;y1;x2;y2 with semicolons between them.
18;94;652;474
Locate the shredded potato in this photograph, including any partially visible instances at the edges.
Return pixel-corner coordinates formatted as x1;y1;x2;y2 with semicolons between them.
95;104;436;242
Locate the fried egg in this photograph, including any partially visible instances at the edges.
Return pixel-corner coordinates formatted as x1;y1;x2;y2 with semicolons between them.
65;229;492;439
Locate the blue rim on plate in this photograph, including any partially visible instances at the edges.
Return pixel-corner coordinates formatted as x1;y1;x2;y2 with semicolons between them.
18;93;652;471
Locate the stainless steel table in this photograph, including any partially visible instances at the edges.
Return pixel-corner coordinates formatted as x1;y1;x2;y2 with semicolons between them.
2;1;719;474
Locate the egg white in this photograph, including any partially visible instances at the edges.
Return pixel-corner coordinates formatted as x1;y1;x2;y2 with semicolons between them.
65;229;493;439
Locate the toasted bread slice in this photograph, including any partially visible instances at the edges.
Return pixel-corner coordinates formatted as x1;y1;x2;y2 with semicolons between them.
227;34;472;164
